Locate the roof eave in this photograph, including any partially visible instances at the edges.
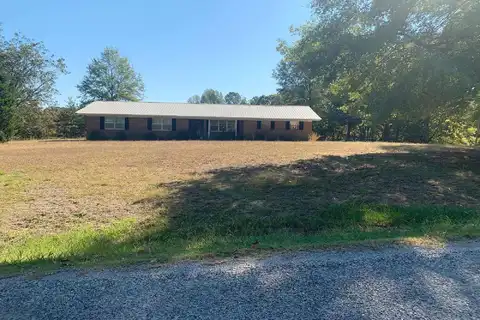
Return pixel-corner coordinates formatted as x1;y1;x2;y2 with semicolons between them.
76;112;321;121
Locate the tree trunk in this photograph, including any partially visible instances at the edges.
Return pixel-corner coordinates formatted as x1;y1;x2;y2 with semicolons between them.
382;122;390;141
345;122;351;141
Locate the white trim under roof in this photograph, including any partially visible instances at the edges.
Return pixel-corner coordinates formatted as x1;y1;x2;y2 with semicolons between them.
76;101;322;121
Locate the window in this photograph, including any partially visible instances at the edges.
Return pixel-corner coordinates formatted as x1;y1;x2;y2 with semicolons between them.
211;120;235;132
152;118;172;131
256;121;262;129
290;121;299;130
270;121;275;130
105;117;125;130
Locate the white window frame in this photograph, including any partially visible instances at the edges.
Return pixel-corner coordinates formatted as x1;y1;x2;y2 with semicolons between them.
104;117;125;130
210;120;236;133
152;118;172;131
290;120;300;130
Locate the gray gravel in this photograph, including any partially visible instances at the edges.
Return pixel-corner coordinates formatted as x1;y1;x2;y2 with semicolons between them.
1;242;479;320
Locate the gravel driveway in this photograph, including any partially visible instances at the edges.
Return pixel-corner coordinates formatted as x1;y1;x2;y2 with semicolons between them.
1;242;479;320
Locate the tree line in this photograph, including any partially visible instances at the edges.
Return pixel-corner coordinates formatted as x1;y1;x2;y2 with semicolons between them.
274;0;480;144
187;90;285;106
1;0;480;144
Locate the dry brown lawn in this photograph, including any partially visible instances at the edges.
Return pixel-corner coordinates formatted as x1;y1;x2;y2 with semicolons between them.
1;140;479;272
0;141;406;240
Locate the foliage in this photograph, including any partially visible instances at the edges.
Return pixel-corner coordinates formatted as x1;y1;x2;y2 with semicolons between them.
77;47;144;103
87;130;107;140
0;130;7;142
113;131;128;141
143;132;158;140
274;0;480;145
187;94;201;104
51;98;85;138
0;30;66;141
225;92;243;104
0;77;15;142
200;89;225;104
249;94;284;105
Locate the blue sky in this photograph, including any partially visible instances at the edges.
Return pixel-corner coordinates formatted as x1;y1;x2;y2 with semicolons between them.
1;0;311;105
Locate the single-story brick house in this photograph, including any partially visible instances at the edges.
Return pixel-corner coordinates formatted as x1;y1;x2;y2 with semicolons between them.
76;101;321;140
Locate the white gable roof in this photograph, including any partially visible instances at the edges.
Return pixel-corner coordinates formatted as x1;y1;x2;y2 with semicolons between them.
76;101;322;121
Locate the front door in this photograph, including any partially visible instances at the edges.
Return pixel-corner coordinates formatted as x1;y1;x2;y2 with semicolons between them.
188;119;205;139
237;120;244;138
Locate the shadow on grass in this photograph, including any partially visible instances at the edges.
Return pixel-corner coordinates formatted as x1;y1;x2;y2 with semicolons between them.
1;145;480;273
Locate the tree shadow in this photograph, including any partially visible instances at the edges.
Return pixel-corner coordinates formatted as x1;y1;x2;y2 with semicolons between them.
124;144;479;258
1;145;480;273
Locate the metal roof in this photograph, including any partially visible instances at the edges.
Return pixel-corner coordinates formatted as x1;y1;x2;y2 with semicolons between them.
76;101;322;121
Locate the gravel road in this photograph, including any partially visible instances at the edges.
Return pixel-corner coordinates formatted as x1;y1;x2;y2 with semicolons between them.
1;242;479;320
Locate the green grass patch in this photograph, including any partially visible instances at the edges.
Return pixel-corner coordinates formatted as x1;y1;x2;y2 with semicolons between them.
1;204;478;275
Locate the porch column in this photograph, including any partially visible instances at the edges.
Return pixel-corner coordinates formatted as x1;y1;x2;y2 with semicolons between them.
207;119;211;139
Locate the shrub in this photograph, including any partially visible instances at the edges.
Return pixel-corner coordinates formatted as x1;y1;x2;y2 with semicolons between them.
265;134;278;141
308;132;320;142
113;131;128;141
143;132;157;141
254;133;265;141
279;135;294;141
0;131;7;143
87;130;107;141
174;131;190;140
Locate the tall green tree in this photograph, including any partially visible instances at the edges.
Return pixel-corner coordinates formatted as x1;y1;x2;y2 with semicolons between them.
77;47;144;103
187;94;201;104
275;0;480;144
200;89;225;104
249;94;284;105
0;30;66;141
54;98;85;138
225;92;242;104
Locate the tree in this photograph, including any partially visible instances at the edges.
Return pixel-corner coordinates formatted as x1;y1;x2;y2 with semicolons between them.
53;98;85;138
0;76;15;141
0;30;66;141
275;0;480;144
77;47;144;103
187;95;201;104
225;92;242;104
14;101;49;139
200;89;225;104
249;94;284;105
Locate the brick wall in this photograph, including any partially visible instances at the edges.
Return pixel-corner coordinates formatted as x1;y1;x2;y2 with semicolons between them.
242;120;312;140
85;116;314;140
176;119;189;131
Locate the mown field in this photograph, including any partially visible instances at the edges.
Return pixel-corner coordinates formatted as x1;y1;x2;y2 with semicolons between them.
0;140;479;274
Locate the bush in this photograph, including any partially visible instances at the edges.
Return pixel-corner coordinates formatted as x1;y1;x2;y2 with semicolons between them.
87;130;107;141
143;132;157;141
174;131;190;140
0;131;8;143
254;133;265;141
265;134;278;141
279;135;295;141
209;132;236;140
113;131;128;141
